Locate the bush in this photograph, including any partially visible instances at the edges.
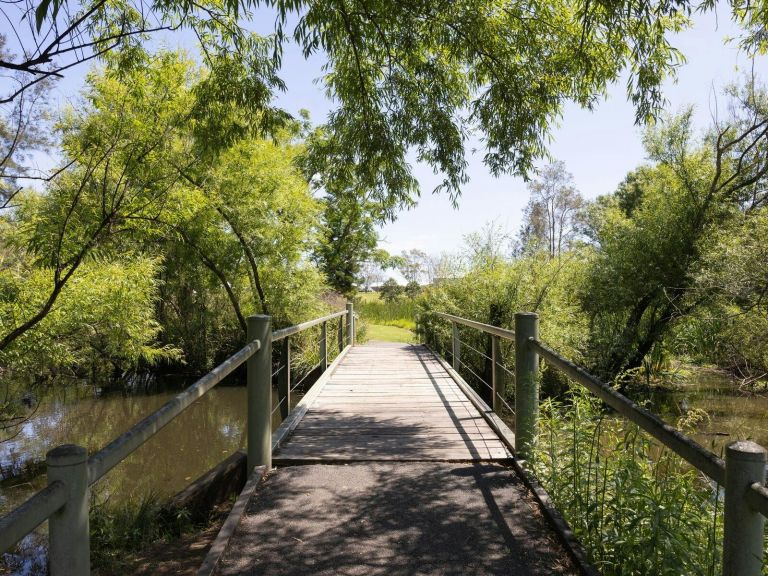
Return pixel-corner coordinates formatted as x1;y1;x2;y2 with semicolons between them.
533;390;723;575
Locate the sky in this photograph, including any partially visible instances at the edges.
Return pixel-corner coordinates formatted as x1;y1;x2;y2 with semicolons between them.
257;5;768;257
16;3;768;260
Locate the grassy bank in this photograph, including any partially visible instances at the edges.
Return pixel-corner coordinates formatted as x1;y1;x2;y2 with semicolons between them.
357;292;416;330
357;292;418;343
366;324;417;343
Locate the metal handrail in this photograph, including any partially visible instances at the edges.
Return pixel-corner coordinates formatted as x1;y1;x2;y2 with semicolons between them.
428;309;768;575
528;338;727;485
433;312;515;340
272;310;347;342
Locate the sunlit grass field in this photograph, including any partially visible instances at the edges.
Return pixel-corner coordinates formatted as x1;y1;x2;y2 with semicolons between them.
366;324;417;343
357;291;417;343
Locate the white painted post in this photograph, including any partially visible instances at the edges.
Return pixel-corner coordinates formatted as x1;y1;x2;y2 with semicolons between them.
47;444;90;576
723;440;766;576
247;315;272;471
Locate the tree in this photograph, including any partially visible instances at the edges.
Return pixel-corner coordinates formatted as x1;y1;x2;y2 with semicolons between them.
0;51;322;358
379;278;403;303
358;251;391;291
430;252;466;282
518;162;584;258
313;188;385;296
463;221;512;270
397;249;429;284
583;80;768;379
405;280;421;299
0;35;52;208
14;0;768;210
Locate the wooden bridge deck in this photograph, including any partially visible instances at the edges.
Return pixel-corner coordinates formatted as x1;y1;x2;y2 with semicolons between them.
275;343;511;462
208;342;580;576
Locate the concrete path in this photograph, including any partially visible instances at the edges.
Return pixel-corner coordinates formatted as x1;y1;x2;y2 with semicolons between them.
206;343;582;575
215;462;577;576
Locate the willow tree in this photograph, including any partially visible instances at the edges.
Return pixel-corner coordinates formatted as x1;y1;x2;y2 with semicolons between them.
0;51;322;364
7;0;768;206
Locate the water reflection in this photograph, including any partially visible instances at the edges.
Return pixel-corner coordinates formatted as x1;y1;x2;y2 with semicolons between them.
641;369;768;455
1;381;300;515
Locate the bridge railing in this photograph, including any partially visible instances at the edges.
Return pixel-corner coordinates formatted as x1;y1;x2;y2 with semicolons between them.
0;305;356;575
425;310;768;576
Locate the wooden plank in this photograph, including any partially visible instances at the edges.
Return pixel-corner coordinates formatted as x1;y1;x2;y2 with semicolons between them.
272;342;510;463
273;447;511;461
288;430;501;439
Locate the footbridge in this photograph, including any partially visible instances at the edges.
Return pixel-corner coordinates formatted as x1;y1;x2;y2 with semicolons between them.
2;304;768;575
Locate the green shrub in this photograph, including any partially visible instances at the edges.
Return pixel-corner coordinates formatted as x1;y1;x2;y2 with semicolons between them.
533;389;723;575
90;493;193;572
357;296;416;329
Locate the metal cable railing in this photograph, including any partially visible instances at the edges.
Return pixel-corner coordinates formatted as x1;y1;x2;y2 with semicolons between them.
426;309;768;575
290;362;322;393
455;356;494;392
0;303;358;575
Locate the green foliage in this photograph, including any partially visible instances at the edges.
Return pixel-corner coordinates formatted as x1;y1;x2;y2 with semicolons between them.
582;84;768;380
378;279;404;303
404;280;421;299
0;50;330;376
417;249;589;400
518;162;585;258
534;390;723;575
357;293;416;330
90;493;194;573
312;187;384;296
0;246;178;373
286;0;694;204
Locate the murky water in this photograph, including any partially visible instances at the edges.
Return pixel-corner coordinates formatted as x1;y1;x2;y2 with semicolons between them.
0;379;300;516
1;364;766;574
0;371;308;575
641;369;768;457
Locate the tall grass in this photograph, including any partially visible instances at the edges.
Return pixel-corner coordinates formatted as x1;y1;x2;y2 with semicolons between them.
533;389;724;576
90;493;193;572
357;295;417;330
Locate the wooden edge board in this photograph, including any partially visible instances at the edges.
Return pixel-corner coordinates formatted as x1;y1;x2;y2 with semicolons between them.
273;457;516;465
196;465;268;576
271;344;353;452
424;344;600;576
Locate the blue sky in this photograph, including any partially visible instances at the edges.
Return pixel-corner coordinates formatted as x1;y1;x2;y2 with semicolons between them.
247;5;768;257
25;3;768;258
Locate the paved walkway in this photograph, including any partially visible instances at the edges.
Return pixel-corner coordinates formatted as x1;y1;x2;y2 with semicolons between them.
212;343;579;576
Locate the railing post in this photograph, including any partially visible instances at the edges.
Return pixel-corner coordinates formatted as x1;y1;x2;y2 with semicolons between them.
723;440;766;576
277;336;290;420
247;315;272;471
451;321;460;370
337;317;344;352
514;312;539;460
47;444;89;576
346;302;355;346
491;334;503;413
320;321;328;372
